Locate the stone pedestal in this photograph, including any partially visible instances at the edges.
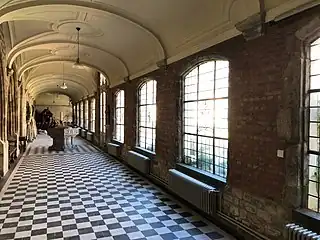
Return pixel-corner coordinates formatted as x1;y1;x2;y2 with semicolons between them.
47;127;79;151
47;127;65;151
64;127;79;148
0;140;9;176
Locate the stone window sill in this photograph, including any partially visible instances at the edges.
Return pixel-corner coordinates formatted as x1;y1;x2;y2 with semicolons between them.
133;147;156;160
176;163;226;189
292;208;320;234
111;139;123;145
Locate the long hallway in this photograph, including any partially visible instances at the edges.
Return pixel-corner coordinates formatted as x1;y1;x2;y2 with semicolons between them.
0;135;234;240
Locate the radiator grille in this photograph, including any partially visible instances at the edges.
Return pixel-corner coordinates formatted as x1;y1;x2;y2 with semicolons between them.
284;223;320;240
168;169;219;215
127;151;150;174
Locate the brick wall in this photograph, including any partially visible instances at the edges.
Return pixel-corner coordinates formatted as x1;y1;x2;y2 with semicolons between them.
107;6;320;239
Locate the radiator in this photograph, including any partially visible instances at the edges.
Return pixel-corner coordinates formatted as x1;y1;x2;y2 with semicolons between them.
86;132;93;142
284;223;320;240
168;169;219;215
80;129;86;138
127;151;150;174
107;143;121;158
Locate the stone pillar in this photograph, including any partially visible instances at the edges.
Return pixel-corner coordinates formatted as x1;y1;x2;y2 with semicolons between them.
0;140;8;176
20;83;27;137
0;71;9;177
15;73;20;157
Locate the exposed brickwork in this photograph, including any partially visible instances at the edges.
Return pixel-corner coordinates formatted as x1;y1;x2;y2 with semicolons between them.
107;6;320;239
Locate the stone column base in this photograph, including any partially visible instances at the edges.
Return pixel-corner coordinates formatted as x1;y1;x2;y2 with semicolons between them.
0;140;9;177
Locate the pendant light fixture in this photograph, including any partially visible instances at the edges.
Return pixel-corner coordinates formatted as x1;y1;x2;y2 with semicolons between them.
60;62;67;89
73;27;85;69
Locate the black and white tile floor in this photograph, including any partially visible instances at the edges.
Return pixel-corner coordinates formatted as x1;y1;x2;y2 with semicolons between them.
0;135;235;240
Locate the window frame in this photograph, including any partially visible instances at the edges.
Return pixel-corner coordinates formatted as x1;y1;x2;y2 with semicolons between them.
80;101;84;128
306;37;320;213
137;80;157;153
114;90;125;142
90;98;96;132
181;60;229;179
84;99;89;130
100;92;106;134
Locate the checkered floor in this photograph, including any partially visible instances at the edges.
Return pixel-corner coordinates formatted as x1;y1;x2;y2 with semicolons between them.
0;135;235;240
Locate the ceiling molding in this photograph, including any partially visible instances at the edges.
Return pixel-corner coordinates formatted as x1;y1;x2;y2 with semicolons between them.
0;0;166;59
18;59;106;87
8;40;129;78
26;74;92;93
26;75;91;95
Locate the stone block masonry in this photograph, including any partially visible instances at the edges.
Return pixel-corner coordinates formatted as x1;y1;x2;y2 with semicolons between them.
106;5;320;240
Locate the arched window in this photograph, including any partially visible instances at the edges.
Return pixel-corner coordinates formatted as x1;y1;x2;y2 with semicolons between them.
114;90;125;142
91;98;95;132
100;73;106;86
80;101;84;128
138;80;157;152
77;103;80;126
100;92;106;134
182;60;229;178
307;37;320;213
73;104;77;125
85;99;89;129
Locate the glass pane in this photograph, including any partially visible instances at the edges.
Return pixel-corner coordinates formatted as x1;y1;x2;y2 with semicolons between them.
312;38;320;46
198;73;214;100
139;106;146;127
186;67;198;78
185;75;197;87
309;137;320;152
310;92;320;107
215;88;228;98
308;180;319;197
140;85;147;105
310;122;320;137
310;75;320;90
146;105;156;128
199;61;215;74
310;108;320;121
311;44;320;61
198;100;214;136
311;60;320;76
215;68;229;80
198;136;214;172
184;134;197;167
309;166;319;180
184;102;197;134
215;99;228;138
309;154;320;167
216;60;229;70
308;195;319;212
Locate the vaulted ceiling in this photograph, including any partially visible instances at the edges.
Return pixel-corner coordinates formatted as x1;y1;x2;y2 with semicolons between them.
1;0;318;101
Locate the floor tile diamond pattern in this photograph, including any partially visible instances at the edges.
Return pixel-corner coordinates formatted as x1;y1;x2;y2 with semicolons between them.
0;136;234;240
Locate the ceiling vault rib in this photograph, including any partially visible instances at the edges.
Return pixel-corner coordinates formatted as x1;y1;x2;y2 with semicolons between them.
8;40;130;77
19;59;105;84
27;77;90;95
0;0;166;60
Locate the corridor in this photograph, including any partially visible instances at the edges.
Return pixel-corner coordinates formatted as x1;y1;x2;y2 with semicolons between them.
0;135;234;240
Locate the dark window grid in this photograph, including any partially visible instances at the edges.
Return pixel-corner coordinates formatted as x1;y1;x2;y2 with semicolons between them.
309;161;320;167
118;125;124;141
307;42;320;213
138;81;156;152
115;106;125;141
184;96;228;104
182;61;229;178
138;126;156;151
115;124;124;142
183;132;228;141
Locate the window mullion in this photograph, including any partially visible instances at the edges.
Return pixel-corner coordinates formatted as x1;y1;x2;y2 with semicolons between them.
196;66;199;169
213;61;216;175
